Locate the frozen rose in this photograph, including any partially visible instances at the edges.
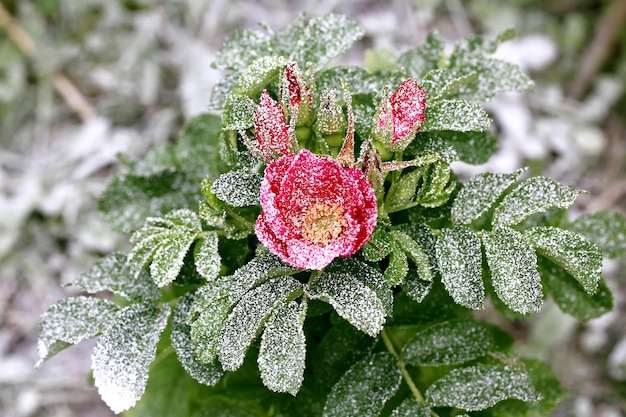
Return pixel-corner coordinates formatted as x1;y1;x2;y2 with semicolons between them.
255;149;377;270
373;78;426;151
254;90;291;160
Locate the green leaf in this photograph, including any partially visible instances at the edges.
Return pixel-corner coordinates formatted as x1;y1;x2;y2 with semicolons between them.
526;226;602;294
214;29;272;71
222;94;256;131
292;14;365;71
211;172;262;207
258;300;307;395
451;169;525;225
425;363;541;411
401;319;494;366
540;259;613;320
489;358;564;417
421;100;491;132
493;177;582;228
217;277;303;371
189;281;231;364
315;66;379;96
322;352;402;417
150;231;197;287
36;296;119;367
398;31;444;81
402;269;433;303
435;227;485;309
483;227;543;314
193;232;221;282
233;55;287;97
384;249;409;286
98;169;201;233
191;400;260;417
175;113;227;181
420;69;478;103
569;211;626;259
390;230;433;282
171;293;224;386
390;397;431;417
306;271;387;337
72;252;160;302
362;226;395;262
270;14;306;58
414;130;497;165
92;303;171;414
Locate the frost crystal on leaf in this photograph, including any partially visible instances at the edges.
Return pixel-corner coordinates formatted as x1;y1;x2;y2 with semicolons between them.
211;172;263;207
390;397;431;417
189;281;231;364
193;232;222;283
569;211;626;259
483;227;543;314
92;303;171;414
421;99;492;132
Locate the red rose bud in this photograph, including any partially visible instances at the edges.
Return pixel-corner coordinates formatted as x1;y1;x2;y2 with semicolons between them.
254;91;291;160
373;78;426;152
282;62;314;126
315;88;347;137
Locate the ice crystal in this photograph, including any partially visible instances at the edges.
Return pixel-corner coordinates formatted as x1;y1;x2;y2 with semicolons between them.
483;227;543;314
435;227;485;309
426;364;542;411
401;319;494;366
211;172;262;207
37;296;119;367
92;303;171;414
217;277;303;371
322;352;401;417
258;300;307;395
493;176;582;227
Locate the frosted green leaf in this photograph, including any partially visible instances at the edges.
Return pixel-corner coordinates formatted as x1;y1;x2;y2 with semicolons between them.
98;169;201;233
72;252;160;302
258;300;307;395
390;397;431;417
327;258;393;316
540;259;613;320
128;229;176;276
416;161;455;208
404;132;458;164
192;400;259;417
37;296;119;367
401;319;494;366
402;269;433;302
452;169;525;225
163;208;202;230
171;293;223;386
92;303;171;414
150;231;197;287
526;226;602;294
189;281;231;364
222;94;256;131
450;59;533;102
322;352;402;417
362;227;395;262
426;364;541;411
383;249;408;286
174;113;227;181
398;31;444;81
421;100;491;132
306;271;386;337
493;177;582;227
214;29;272;71
228;253;299;305
414;130;497;165
435;227;485;309
193;233;221;283
390;230;433;282
211;172;262;207
569;211;626;259
353;102;377;140
316;66;379;96
208;72;239;110
420;69;478;103
385;167;424;212
217;277;303;371
233;56;287;97
270;14;306;58
483;227;543;314
292;14;365;71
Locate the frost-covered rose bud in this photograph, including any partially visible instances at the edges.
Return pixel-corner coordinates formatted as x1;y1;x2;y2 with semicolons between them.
282;62;314;126
254;90;291;160
255;149;377;270
315;88;346;139
372;78;426;152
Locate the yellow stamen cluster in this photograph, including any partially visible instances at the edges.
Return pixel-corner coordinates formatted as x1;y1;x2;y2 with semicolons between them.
299;202;348;245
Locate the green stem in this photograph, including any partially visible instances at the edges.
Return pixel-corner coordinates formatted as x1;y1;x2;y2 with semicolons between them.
381;329;427;406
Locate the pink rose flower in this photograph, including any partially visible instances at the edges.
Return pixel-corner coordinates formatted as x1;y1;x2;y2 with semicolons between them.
255;149;378;270
254;90;291;159
374;78;426;151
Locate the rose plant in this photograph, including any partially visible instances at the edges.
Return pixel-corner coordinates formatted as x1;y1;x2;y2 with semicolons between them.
37;14;626;417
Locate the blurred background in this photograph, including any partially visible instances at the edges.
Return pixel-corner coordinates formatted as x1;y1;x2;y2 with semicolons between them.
0;0;625;416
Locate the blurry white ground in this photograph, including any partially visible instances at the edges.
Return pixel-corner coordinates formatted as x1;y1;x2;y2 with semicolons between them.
1;1;624;416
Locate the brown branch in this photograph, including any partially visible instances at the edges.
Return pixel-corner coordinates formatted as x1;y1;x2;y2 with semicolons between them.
0;3;97;121
567;0;626;100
